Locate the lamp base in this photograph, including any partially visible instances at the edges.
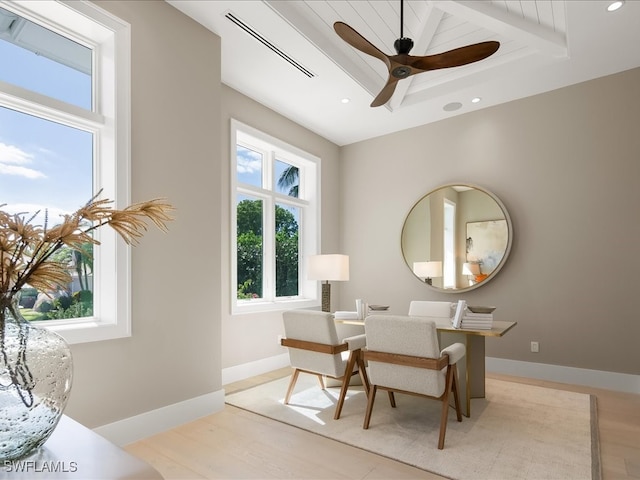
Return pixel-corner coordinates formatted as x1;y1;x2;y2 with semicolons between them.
321;282;331;312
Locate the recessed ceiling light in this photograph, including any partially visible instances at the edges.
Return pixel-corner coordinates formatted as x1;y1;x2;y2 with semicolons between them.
471;97;482;104
607;1;624;12
341;98;350;104
443;102;462;112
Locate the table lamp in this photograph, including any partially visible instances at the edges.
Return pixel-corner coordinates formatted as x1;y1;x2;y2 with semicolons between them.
308;254;349;312
413;261;442;285
463;261;487;283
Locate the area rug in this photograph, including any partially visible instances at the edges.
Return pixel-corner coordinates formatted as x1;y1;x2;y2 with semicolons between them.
226;375;601;480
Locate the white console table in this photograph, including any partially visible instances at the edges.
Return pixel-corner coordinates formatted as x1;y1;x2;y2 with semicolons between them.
1;415;162;479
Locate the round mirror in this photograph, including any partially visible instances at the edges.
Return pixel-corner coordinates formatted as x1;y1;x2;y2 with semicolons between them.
401;183;513;292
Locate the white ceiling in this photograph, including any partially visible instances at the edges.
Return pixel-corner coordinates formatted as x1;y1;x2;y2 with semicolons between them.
167;0;640;146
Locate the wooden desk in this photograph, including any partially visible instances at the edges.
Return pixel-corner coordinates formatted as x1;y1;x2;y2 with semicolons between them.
433;319;517;417
0;415;163;479
335;317;517;417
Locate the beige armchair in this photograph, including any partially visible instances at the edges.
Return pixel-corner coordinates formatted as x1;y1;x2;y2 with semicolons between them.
281;309;369;419
362;314;465;449
408;300;453;318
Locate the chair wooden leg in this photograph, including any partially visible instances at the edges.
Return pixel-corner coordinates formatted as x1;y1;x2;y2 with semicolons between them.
356;351;370;396
284;369;300;404
438;365;455;449
451;364;462;422
388;391;396;408
363;385;378;429
317;374;325;390
334;349;360;420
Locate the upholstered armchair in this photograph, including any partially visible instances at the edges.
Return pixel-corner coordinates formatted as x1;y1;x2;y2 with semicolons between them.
281;309;369;419
408;300;453;318
362;314;465;449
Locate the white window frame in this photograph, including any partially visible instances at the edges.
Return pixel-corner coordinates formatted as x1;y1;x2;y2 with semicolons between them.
0;1;131;344
230;119;320;314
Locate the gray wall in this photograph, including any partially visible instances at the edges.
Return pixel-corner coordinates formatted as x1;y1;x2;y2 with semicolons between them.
65;0;222;427
339;67;640;376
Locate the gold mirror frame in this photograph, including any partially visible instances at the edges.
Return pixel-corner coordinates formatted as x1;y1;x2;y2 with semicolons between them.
401;183;513;293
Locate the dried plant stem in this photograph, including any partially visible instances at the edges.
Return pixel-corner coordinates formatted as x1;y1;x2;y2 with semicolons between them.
0;194;174;297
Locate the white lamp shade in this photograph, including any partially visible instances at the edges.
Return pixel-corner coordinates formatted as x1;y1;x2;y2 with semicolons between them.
307;254;350;281
463;262;481;275
413;261;442;278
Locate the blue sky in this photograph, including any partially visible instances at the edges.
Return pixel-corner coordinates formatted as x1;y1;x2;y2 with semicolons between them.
0;32;92;226
236;145;263;188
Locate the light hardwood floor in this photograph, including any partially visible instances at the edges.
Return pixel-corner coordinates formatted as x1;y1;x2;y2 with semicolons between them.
125;368;640;480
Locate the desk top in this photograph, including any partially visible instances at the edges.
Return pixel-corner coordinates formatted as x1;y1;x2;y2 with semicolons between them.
335;316;517;338
434;319;517;337
1;415;162;479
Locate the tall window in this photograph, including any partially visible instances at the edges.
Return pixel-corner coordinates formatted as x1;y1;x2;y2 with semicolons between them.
0;2;131;343
443;199;456;288
231;120;319;314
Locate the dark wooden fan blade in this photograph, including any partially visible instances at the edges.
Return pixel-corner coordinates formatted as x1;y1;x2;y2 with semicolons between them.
334;21;390;67
410;41;500;72
370;76;400;107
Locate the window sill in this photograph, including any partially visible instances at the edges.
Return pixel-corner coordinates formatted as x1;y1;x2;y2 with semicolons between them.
232;298;319;315
39;318;131;345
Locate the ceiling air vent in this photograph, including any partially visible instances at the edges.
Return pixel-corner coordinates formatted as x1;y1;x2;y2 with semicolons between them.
224;11;315;79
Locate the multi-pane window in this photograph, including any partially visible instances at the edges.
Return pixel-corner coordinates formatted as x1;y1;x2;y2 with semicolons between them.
231;120;319;313
0;2;131;343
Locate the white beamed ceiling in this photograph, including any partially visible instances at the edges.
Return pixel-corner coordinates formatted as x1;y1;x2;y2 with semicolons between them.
167;0;640;146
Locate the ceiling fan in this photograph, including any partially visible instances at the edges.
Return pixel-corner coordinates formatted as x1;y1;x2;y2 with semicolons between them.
334;0;500;107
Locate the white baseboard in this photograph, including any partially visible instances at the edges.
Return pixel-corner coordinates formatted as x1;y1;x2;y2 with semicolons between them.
223;354;640;394
94;389;225;446
222;353;290;385
92;354;291;447
94;355;638;448
486;357;640;394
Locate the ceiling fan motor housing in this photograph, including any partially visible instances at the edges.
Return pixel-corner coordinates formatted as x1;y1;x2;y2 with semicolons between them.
392;65;412;78
394;37;414;55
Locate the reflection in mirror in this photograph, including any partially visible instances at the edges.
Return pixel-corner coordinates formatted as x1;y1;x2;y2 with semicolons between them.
401;184;512;293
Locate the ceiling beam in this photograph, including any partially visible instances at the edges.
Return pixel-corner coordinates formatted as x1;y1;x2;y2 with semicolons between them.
266;0;384;100
432;1;567;58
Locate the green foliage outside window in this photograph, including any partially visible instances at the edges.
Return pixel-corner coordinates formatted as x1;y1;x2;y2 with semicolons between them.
236;200;299;299
237;200;263;298
18;244;94;321
275;205;299;297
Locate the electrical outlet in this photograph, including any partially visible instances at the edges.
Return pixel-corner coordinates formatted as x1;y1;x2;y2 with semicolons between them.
530;341;539;353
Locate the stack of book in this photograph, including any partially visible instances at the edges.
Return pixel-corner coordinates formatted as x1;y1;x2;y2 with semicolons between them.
334;311;360;320
461;310;494;330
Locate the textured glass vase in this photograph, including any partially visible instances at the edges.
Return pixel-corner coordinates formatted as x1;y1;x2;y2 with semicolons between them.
0;294;73;461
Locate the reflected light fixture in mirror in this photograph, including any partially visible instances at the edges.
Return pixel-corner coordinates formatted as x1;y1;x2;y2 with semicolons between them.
401;183;513;293
413;261;442;285
462;262;487;285
462;262;480;277
307;254;349;312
